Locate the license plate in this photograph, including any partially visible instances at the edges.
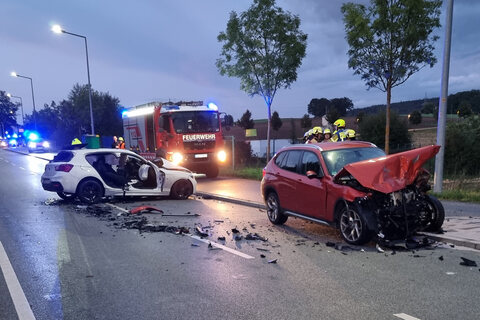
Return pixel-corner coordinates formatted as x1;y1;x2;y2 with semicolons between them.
194;154;208;158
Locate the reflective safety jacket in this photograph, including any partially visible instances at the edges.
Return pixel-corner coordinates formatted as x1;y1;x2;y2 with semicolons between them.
331;129;347;142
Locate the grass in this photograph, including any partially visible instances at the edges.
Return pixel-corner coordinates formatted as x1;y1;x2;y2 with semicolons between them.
220;166;264;180
431;189;480;203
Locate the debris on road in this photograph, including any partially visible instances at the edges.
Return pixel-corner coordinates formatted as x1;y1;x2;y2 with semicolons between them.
439;256;444;261
245;233;268;241
256;248;270;252
231;228;240;234
326;242;336;247
376;244;385;253
260;254;266;258
217;236;226;241
191;243;200;247
129;205;164;215
460;257;478;267
195;225;209;237
268;259;278;264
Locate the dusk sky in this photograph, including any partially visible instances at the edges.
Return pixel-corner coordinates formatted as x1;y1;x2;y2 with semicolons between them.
2;0;479;121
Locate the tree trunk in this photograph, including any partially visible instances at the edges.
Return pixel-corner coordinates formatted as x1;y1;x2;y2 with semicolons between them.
385;81;392;154
266;103;272;163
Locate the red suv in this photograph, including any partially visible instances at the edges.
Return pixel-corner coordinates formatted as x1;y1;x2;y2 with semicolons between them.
261;141;444;245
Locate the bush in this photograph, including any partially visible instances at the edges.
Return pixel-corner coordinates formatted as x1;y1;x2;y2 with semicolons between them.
444;116;480;176
409;110;422;124
358;110;411;152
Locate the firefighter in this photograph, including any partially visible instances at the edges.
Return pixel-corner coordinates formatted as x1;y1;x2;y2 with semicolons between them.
71;138;84;150
312;126;324;142
302;130;310;143
323;128;332;141
331;119;347;142
346;129;356;140
71;138;82;145
118;137;126;149
305;129;318;144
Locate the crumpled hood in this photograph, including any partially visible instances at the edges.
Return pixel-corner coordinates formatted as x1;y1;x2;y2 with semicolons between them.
335;145;440;194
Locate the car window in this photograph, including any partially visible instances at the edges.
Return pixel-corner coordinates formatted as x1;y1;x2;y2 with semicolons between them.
274;152;286;167
322;147;386;176
51;151;74;162
300;151;322;176
281;150;302;173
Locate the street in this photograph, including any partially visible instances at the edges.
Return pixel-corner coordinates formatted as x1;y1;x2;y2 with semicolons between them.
1;149;480;320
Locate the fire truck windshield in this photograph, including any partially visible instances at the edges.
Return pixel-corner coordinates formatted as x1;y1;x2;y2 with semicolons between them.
171;111;220;133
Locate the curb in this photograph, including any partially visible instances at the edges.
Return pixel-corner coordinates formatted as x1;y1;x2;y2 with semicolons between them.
4;148;51;162
196;191;480;251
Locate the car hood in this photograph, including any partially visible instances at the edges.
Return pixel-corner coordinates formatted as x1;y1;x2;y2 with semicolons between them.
334;145;440;194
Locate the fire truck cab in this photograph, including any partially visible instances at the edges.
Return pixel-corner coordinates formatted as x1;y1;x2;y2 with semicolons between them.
123;101;228;178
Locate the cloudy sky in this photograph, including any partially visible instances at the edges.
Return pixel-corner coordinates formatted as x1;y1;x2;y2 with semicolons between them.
1;0;479;121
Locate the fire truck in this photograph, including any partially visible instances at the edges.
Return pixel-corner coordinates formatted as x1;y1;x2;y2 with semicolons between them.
122;101;229;178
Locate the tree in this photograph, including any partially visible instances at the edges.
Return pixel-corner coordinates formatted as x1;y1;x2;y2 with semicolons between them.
457;101;473;118
271;111;282;152
307;98;331;118
300;113;312;129
290;118;298;144
445;117;480;176
217;0;307;161
421;101;435;114
237;109;255;129
330;97;354;116
326;108;341;125
24;101;59;138
0;91;18;135
358;110;411;152
409;110;422;125
342;0;441;154
356;111;366;123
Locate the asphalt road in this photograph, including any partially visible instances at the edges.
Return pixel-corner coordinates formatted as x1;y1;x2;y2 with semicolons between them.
1;149;480;320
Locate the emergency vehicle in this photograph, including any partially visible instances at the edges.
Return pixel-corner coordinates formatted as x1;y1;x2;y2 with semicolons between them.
122;101;229;178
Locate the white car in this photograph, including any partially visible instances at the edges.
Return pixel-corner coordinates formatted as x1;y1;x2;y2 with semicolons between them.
41;148;197;204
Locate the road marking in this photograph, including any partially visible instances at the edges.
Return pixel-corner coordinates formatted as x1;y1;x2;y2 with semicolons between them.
394;313;421;320
0;241;36;320
106;203;255;259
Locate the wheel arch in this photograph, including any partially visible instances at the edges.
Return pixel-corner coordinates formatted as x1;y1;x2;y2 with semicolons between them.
75;176;105;195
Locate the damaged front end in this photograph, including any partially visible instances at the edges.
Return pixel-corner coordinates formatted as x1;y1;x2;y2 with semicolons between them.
335;145;444;242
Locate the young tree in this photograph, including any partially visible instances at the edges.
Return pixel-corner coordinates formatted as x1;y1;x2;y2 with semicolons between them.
0;91;18;134
237;109;255;129
342;0;441;154
300;113;312;129
217;0;307;161
271;111;282;152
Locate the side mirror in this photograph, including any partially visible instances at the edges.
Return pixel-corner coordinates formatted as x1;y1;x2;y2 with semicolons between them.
306;170;323;179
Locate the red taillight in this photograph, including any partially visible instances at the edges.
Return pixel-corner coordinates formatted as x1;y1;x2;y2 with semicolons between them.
55;164;74;172
262;168;266;177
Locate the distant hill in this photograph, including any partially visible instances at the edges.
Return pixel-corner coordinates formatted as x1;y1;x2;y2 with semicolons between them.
348;97;437;116
348;89;480;116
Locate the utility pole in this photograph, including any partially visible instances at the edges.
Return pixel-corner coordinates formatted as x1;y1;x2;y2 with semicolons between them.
434;0;454;193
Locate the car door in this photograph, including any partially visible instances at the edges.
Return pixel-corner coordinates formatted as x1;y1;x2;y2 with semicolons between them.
274;150;302;212
295;151;328;219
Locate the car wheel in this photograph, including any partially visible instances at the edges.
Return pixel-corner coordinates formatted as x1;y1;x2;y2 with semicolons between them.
423;195;445;232
170;179;193;200
77;180;104;204
266;192;288;225
57;192;75;201
339;204;372;245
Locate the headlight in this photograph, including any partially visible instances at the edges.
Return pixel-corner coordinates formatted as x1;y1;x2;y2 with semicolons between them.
42;141;50;148
217;150;227;162
28;141;36;148
0;141;6;147
172;152;183;165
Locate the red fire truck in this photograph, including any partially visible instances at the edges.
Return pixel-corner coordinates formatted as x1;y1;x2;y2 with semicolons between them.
122;101;229;178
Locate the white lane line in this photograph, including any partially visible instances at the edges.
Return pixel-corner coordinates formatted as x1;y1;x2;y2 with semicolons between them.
394;313;421;320
106;203;254;259
0;241;36;320
189;235;254;259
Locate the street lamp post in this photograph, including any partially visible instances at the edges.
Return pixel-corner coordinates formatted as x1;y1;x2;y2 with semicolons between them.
6;93;24;125
10;72;37;130
52;24;95;135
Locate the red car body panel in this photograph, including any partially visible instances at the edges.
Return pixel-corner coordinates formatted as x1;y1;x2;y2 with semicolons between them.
335;145;440;194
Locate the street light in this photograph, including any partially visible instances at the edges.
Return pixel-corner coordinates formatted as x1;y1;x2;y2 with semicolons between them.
6;93;24;125
10;71;37;130
52;24;95;135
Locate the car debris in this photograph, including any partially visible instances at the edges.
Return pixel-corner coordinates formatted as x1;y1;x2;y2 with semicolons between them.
231;228;240;234
191;243;200;247
260;254;266;258
439;256;444;261
326;242;336;247
234;235;243;241
256;247;270;252
195;225;209;237
376;244;385;253
217;236;226;241
214;219;224;223
245;233;268;241
460;257;478;267
130;205;164;214
268;259;278;264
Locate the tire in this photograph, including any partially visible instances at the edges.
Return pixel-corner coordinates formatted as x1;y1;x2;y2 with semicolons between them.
423;195;445;232
57;192;75;201
265;192;288;225
77;180;104;204
339;204;372;245
170;179;193;200
205;165;219;178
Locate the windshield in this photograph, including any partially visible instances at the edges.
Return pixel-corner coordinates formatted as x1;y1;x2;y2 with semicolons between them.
322;147;386;176
171;111;219;133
